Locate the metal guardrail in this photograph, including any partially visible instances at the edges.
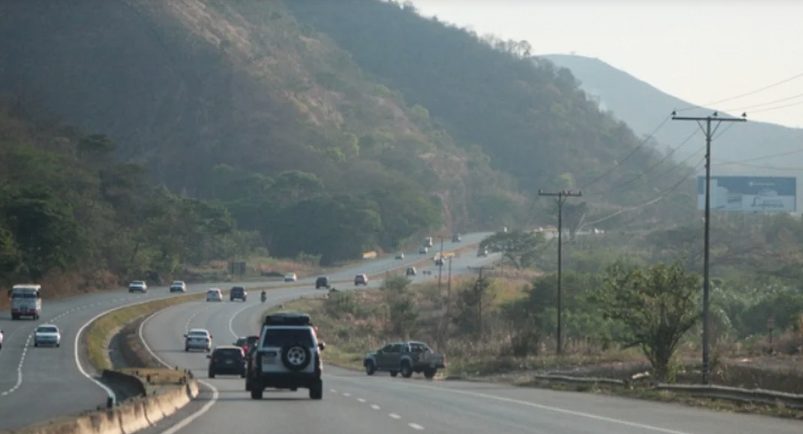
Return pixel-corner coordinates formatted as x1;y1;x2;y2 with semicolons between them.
532;374;803;409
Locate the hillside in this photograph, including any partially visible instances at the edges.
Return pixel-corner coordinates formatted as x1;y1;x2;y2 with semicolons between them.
0;0;701;279
284;1;699;220
541;54;803;171
0;0;521;264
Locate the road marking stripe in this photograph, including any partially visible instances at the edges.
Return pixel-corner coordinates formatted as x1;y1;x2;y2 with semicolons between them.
389;413;401;419
409;423;425;430
371;404;380;410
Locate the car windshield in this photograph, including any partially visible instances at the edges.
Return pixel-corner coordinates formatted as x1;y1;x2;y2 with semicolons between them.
11;292;36;299
131;281;144;285
235;338;247;346
171;281;183;286
261;328;314;348
189;331;208;337
37;326;58;333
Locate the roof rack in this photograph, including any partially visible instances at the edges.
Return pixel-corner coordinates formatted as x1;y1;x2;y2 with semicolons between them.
263;311;312;326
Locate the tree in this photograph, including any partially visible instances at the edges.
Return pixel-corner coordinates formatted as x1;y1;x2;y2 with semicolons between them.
480;230;549;269
590;262;701;380
452;276;494;339
382;275;412;292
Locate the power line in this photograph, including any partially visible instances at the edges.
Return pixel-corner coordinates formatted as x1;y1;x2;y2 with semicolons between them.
748;99;803;114
537;189;582;356
605;128;699;194
580;116;671;190
675;70;803;112
670;111;747;387
721;92;803;112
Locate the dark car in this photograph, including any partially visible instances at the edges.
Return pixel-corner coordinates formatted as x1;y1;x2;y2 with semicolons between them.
207;345;246;378
315;276;330;289
234;335;260;356
230;286;247;302
354;274;368;286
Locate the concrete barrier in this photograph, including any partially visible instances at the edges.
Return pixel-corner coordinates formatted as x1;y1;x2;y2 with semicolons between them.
1;374;199;434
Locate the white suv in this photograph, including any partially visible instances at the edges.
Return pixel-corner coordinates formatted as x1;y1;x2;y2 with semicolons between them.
245;312;325;400
206;288;223;302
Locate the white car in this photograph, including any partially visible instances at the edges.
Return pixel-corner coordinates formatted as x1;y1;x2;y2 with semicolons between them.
34;324;61;347
170;281;187;293
206;288;223;302
284;272;297;282
395;253;404;259
184;328;212;352
0;329;4;350
128;280;148;293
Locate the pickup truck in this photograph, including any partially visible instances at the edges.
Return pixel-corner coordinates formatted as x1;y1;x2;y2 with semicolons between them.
363;341;445;379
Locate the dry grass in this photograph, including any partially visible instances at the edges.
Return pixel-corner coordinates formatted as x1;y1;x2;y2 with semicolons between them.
117;368;189;387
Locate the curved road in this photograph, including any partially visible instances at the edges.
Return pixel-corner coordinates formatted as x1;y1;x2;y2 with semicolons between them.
138;254;802;434
0;232;490;431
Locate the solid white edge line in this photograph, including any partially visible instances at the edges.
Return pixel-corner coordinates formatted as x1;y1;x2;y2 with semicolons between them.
327;375;693;434
139;309;219;434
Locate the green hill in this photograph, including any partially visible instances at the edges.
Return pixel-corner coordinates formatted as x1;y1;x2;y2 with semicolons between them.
0;0;700;289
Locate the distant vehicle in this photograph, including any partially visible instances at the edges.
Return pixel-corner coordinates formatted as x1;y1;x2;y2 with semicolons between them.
207;346;246;378
9;284;42;320
395;253;405;260
363;341;445;379
477;248;488;258
230;286;247;302
452;234;461;242
284;272;298;282
315;276;330;289
0;329;4;350
435;257;444;266
245;312;325;400
234;335;260;356
169;281;187;293
354;274;368;286
128;281;148;293
418;247;428;254
423;237;433;248
185;328;212;352
405;267;416;276
34;324;61;348
206;288;223;302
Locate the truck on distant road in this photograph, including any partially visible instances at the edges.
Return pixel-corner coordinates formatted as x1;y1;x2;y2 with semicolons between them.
9;284;41;320
363;341;445;379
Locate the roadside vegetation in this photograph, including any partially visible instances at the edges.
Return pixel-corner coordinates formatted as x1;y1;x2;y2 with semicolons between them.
279;222;803;402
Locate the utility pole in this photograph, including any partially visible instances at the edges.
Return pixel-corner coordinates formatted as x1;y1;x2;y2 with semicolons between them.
436;235;446;292
442;256;454;353
467;265;494;339
538;189;582;356
671;111;746;385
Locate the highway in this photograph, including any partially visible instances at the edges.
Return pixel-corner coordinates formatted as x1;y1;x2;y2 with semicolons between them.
138;253;802;434
0;232;490;431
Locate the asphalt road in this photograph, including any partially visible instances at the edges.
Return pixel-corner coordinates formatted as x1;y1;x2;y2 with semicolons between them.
139;253;803;434
0;232;490;431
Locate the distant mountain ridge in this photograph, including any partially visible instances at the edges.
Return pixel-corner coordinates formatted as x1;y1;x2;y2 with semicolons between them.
539;54;803;174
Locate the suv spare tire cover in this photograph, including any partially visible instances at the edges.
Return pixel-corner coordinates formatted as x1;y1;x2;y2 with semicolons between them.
281;343;312;371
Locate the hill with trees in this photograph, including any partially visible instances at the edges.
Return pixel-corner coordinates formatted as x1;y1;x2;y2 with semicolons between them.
0;0;704;290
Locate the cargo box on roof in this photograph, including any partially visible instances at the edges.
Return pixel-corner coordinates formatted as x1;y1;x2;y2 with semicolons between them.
264;311;312;326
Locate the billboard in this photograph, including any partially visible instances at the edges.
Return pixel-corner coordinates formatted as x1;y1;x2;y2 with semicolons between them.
696;176;796;212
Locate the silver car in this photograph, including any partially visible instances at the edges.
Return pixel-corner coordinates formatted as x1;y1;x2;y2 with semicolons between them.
34;324;61;347
185;328;212;352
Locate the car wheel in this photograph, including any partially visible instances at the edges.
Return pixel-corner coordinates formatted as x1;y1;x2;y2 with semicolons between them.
401;362;413;378
209;371;215;379
390;371;398;377
365;361;376;376
34;342;38;347
424;369;437;379
250;389;263;400
185;347;189;352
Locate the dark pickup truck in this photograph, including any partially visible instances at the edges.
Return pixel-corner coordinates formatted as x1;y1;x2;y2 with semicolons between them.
363;341;445;379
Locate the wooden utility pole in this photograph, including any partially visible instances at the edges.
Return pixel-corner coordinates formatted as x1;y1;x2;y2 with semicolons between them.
538;189;582;355
671;110;746;385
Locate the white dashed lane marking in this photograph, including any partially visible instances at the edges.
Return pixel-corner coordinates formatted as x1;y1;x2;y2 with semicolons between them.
336;391;424;430
0;293;186;397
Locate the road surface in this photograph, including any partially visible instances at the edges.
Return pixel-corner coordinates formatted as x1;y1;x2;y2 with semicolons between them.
138;252;801;434
0;231;490;431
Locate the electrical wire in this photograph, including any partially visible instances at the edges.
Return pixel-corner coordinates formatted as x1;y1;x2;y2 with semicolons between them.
747;99;803;114
675;70;803;112
580;115;671;190
720;92;803;112
604;128;699;194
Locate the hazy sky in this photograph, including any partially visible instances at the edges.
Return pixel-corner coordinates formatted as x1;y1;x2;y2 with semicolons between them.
408;0;803;130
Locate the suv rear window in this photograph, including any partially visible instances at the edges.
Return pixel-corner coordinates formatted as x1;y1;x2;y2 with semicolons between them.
261;328;314;348
231;287;245;294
